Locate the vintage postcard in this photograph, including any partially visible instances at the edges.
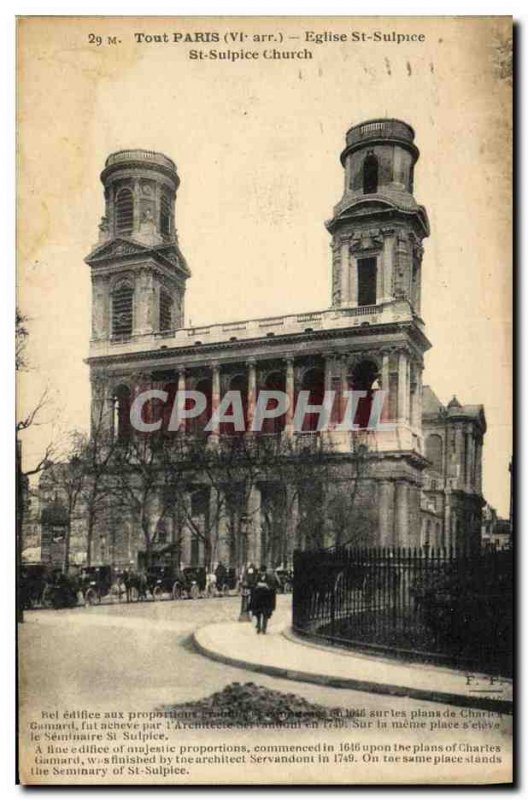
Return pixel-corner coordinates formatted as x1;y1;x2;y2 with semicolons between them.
16;15;513;785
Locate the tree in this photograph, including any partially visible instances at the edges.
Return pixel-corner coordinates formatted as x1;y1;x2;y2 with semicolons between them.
16;308;29;371
112;433;182;568
16;308;57;620
73;392;121;566
42;449;86;571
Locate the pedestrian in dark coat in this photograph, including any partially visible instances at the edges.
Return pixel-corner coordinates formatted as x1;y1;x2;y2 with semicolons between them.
249;572;276;634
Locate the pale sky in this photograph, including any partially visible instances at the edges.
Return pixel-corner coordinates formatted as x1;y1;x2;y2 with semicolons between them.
17;16;512;515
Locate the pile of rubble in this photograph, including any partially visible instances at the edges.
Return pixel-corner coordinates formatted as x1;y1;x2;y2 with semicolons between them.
161;682;350;726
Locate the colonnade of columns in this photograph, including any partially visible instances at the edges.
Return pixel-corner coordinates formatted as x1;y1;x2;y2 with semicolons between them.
170;481;301;571
142;473;422;569
131;346;423;435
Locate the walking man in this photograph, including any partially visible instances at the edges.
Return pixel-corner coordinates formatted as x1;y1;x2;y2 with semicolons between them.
249;571;276;634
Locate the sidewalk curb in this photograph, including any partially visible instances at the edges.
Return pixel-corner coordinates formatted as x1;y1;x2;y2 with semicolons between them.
192;627;513;715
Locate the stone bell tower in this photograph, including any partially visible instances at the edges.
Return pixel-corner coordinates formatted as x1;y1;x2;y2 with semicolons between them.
325;119;432;547
327;118;429;313
85;149;190;343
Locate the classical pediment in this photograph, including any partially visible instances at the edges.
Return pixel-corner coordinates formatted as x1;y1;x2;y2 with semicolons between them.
85;239;191;277
85;238;151;265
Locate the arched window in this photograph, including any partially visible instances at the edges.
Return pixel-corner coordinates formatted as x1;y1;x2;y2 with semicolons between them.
192;378;212;436
113;385;131;441
160;191;171;236
350;359;379;429
362;153;379;194
159;289;173;332
300;367;325;432
221;374;248;436
425;434;443;474
260;371;286;434
111;282;133;338
115;188;134;234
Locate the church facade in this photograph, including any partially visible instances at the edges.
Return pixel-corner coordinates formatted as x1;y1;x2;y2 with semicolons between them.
82;119;486;570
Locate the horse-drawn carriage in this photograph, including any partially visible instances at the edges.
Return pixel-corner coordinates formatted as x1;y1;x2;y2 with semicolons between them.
145;565;189;600
182;567;206;599
20;563;50;609
78;565;113;605
41;568;80;609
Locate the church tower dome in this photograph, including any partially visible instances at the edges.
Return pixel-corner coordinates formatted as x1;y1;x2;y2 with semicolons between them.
86;148;190;344
99;149;180;246
326;118;429;312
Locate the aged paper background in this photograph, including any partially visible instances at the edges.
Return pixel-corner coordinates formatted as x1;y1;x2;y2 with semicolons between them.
17;16;512;785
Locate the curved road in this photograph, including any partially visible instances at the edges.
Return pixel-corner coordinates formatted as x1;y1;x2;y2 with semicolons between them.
18;594;512;721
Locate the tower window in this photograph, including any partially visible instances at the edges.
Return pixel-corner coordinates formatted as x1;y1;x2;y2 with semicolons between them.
159;289;173;332
357;257;377;306
111;282;133;338
115;188;134;234
362;153;379;194
160;192;171;235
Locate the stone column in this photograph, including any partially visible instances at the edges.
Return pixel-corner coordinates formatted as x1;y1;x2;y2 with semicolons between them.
323;356;333;436
210;362;221;437
468;435;476;491
246;357;257;432
415;264;422;314
407;486;422;548
285;484;299;564
338;355;349;426
175;365;186;432
381;352;390;422
407;358;412;422
378;480;394;547
383;235;394;301
375;255;383;304
455;426;464;485
172;505;185;568
340;242;350;304
443;490;451;549
394;481;408;547
349;254;358;306
415;367;423;431
476;440;483;494
284;355;295;434
398;350;408;423
409;363;417;429
133;178;141;233
324;355;333;392
210;486;230;566
154;181;161;237
246;484;262;567
181;492;193;566
177;366;186;394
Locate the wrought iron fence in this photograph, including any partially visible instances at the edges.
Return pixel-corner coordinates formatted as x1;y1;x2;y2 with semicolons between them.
292;546;513;676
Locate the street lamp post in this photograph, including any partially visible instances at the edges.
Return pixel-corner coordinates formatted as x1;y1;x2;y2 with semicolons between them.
238;513;251;622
